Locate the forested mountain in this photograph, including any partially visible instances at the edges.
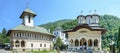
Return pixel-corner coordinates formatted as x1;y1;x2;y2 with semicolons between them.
39;19;73;32
39;15;120;48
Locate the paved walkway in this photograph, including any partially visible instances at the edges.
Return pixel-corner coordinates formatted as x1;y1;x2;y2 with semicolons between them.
0;49;32;53
0;49;12;53
0;50;83;53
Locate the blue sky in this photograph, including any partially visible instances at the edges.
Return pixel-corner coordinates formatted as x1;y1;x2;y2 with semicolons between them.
0;0;120;32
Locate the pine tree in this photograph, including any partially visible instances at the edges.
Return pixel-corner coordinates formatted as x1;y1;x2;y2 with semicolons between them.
55;37;63;52
117;27;120;52
56;37;63;48
1;28;7;38
0;28;9;44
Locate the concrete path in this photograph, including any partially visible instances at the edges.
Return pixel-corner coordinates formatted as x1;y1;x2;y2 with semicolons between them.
0;49;12;53
0;49;32;53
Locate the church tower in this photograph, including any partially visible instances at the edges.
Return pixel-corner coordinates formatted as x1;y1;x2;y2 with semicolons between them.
77;10;100;27
20;8;36;27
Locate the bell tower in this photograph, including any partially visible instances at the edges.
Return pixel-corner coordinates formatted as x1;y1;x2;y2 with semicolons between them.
20;8;36;27
90;10;100;27
77;10;100;27
77;11;86;25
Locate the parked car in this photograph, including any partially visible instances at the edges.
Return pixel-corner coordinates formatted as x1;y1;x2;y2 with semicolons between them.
0;45;6;49
4;45;12;50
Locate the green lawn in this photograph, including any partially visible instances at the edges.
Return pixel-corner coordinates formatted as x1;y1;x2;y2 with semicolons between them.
33;51;56;53
33;51;49;53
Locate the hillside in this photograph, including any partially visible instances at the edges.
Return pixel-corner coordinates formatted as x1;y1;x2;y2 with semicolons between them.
39;19;73;32
39;15;120;48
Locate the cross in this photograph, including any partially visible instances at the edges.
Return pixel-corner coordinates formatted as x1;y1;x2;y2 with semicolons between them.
80;10;83;15
26;2;29;8
89;10;92;14
94;10;97;14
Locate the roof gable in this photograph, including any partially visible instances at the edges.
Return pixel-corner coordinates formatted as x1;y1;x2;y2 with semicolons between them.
64;24;106;34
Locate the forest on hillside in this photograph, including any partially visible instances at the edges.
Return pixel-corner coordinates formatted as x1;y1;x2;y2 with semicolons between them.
40;14;120;49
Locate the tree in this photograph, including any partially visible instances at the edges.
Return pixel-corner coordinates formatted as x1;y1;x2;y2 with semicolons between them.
1;28;7;38
40;14;120;49
0;28;9;44
0;32;1;36
117;27;120;52
56;37;63;48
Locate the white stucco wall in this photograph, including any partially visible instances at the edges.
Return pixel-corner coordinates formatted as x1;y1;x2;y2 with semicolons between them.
67;28;102;50
53;30;67;44
23;15;34;27
25;40;52;49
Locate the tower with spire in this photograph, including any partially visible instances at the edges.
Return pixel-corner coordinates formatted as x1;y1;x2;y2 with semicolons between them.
20;8;36;27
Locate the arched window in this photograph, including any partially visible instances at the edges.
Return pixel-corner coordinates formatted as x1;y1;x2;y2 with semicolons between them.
94;39;98;47
40;44;42;47
28;15;31;23
86;17;91;25
44;44;46;47
70;39;73;46
89;19;91;24
75;39;79;46
15;40;19;47
96;17;99;23
80;38;86;46
31;43;33;47
21;40;25;47
88;39;92;47
19;33;21;37
35;35;36;39
79;17;82;24
17;33;19;37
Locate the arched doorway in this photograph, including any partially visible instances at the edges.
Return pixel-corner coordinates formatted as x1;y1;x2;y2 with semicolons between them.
88;39;92;47
94;39;98;47
21;40;25;47
80;38;87;49
80;38;87;46
70;39;73;46
75;39;79;46
15;40;19;47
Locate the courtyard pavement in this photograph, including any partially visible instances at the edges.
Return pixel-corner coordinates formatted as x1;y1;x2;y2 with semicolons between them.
0;50;78;53
0;49;12;53
0;49;32;53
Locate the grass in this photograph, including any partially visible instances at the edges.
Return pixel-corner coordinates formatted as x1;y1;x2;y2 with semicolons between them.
33;51;49;53
33;50;57;53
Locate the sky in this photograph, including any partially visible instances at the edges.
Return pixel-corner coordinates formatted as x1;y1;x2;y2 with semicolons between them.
0;0;120;32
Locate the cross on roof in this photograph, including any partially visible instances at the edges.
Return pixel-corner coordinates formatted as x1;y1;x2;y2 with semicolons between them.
80;10;83;15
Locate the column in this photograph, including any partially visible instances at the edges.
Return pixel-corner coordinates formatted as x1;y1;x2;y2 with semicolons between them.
73;40;75;48
13;40;15;48
92;40;94;49
19;40;21;48
86;39;88;50
99;36;102;50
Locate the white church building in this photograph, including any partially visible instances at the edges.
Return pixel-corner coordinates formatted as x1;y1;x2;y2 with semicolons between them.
63;12;106;51
7;8;54;51
53;26;67;44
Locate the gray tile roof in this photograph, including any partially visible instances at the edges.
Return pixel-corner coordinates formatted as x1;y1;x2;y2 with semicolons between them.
24;8;36;15
11;25;52;35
